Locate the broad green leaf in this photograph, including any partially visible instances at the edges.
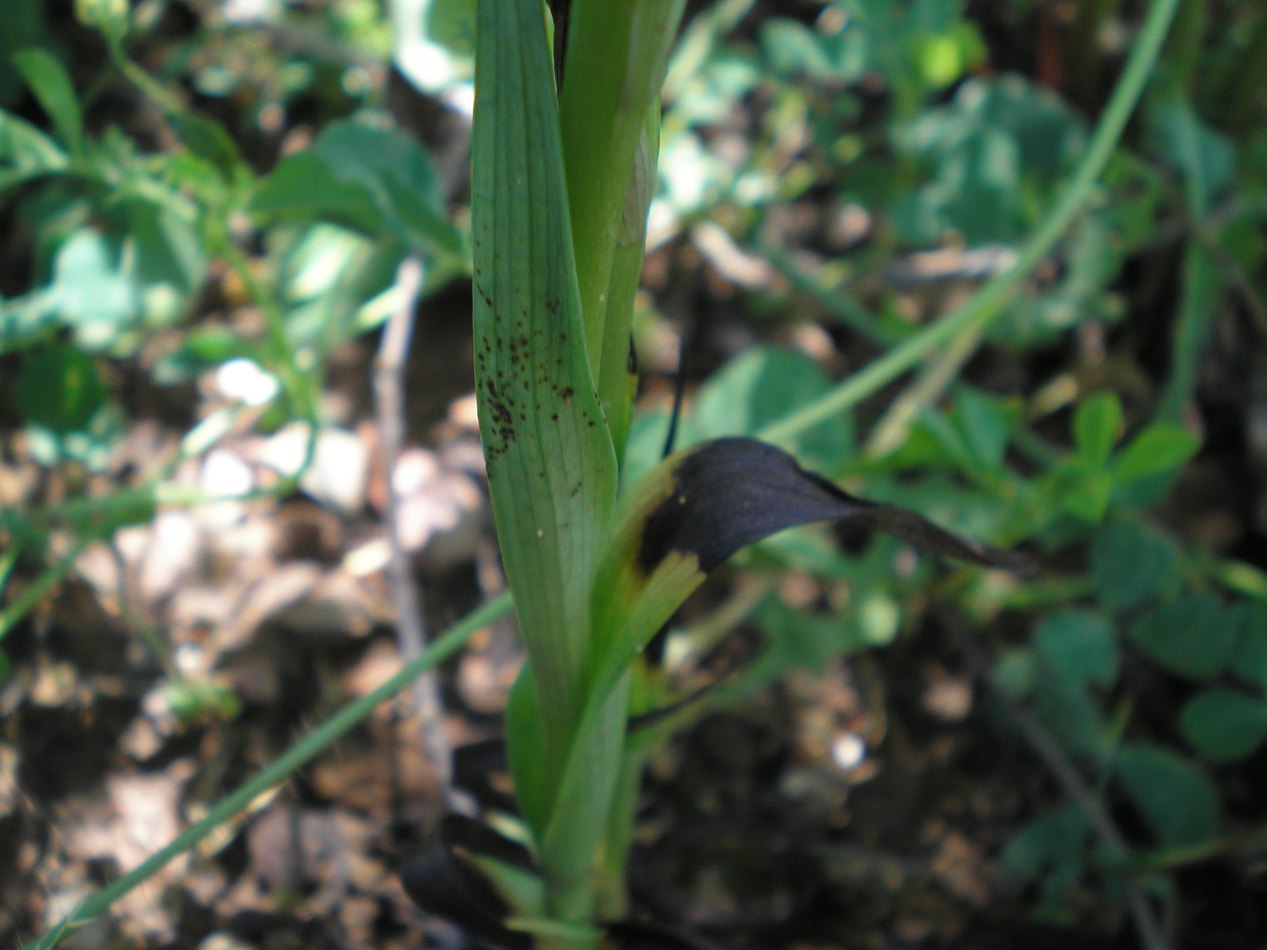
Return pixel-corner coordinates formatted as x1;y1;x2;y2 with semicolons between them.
13;49;82;153
1179;688;1267;762
16;343;108;434
1091;520;1178;610
1074;391;1123;469
1115;743;1219;847
254;151;383;231
694;345;853;467
1035;610;1118;690
1127;593;1237;680
473;0;616;721
254;121;460;255
1110;424;1200;484
472;0;619;907
0;109;69;192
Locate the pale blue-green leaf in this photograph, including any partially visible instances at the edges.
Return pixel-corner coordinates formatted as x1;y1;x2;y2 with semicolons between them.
1130;597;1236;678
1091;520;1178;610
1127;593;1236;680
1179;688;1267;762
1115;743;1219;847
1035;610;1118;690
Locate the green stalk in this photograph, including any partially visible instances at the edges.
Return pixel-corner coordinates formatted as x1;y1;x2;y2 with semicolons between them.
758;0;1183;449
25;592;512;950
558;0;685;415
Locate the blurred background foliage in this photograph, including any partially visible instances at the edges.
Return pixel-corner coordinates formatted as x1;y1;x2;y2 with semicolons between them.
3;0;1267;946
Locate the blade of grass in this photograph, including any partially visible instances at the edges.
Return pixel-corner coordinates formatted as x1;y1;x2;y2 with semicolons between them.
25;591;513;950
757;0;1182;450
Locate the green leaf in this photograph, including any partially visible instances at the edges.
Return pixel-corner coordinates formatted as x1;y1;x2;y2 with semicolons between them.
999;803;1089;883
1091;520;1178;610
13;48;82;153
1127;593;1237;680
0;109;69;191
155;326;261;381
955;385;1018;475
759;20;838;79
254;151;383;231
45;229;142;350
1228;602;1267;691
254;121;461;255
1060;466;1112;524
1035;610;1118;690
693;345;854;467
1115;743;1219;847
894;76;1086;244
1145;91;1235;213
1033;674;1113;759
16;343;108;434
1110;423;1200;484
1074;391;1123;469
168;112;243;176
1179;688;1267;762
471;0;620;907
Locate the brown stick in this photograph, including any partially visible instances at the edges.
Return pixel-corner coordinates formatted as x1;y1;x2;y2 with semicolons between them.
373;256;455;807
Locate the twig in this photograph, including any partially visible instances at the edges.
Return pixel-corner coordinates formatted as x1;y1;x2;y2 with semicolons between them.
374;256;455;806
979;665;1172;950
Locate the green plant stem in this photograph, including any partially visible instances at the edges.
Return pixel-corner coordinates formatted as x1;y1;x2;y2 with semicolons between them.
558;0;684;431
757;0;1183;450
26;591;513;950
1120;820;1267;872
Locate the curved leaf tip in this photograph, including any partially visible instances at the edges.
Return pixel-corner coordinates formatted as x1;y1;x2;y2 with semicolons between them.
636;437;1029;576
